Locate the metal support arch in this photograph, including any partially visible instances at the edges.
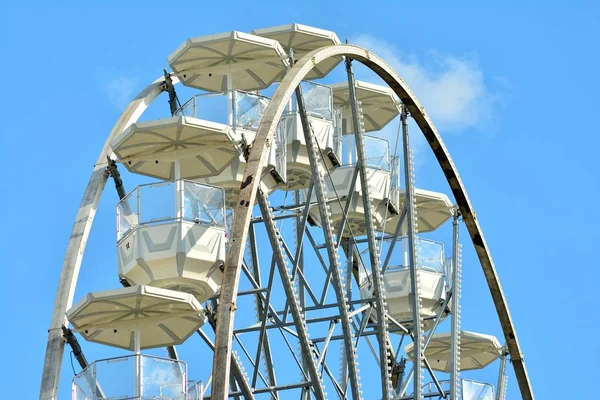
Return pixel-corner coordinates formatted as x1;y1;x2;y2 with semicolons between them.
211;44;533;400
40;76;177;400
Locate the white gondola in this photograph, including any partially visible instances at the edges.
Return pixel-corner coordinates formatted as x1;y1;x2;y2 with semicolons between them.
308;165;392;235
252;25;343;190
167;31;291;206
116;180;227;302
110;116;232;302
277;81;340;190
308;134;396;236
384;188;454;234
67;285;204;399
360;238;449;331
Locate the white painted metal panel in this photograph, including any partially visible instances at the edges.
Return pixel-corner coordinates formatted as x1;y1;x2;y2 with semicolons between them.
168;31;289;92
118;221;226;302
405;331;503;372
66;285;206;351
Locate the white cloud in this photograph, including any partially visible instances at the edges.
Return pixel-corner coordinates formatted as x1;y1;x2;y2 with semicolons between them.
351;35;498;133
106;76;139;110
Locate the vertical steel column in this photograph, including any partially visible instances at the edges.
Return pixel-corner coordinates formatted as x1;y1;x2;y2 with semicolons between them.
496;348;507;400
133;329;142;398
227;73;234;128
256;191;327;399
296;189;312;400
450;210;461;400
344;57;393;399
401;105;423;400
340;242;354;394
296;86;362;400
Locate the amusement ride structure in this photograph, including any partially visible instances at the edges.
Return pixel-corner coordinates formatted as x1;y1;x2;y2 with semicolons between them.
40;24;534;400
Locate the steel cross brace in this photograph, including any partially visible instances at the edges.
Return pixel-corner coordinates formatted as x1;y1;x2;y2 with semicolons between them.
281;180;315;321
248;250;278;390
256;190;327;399
232;333;272;391
278;232;321;308
240;260;285;324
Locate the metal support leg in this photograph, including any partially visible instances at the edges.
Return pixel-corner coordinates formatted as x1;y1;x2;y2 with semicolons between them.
295;189;313;400
401;105;423;400
496;348;508;400
450;210;461;400
345;57;393;399
296;85;362;400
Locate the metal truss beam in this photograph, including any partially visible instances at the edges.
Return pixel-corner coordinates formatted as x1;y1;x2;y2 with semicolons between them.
296;84;362;400
256;191;327;399
346;57;393;399
401;105;423;399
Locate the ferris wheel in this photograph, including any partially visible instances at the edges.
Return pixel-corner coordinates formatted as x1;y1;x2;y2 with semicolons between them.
40;24;534;400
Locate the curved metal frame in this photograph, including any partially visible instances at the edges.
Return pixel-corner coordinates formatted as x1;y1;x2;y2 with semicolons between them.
40;76;178;400
212;44;533;400
40;43;533;400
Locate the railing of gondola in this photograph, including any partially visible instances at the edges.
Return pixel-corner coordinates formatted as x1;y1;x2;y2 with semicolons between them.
174;91;272;132
383;237;445;273
359;237;445;283
72;354;187;400
187;380;204;400
423;379;494;400
116;180;226;242
337;134;391;171
300;80;333;120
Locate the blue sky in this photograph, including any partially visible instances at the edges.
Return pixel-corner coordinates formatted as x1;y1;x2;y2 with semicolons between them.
1;1;598;398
